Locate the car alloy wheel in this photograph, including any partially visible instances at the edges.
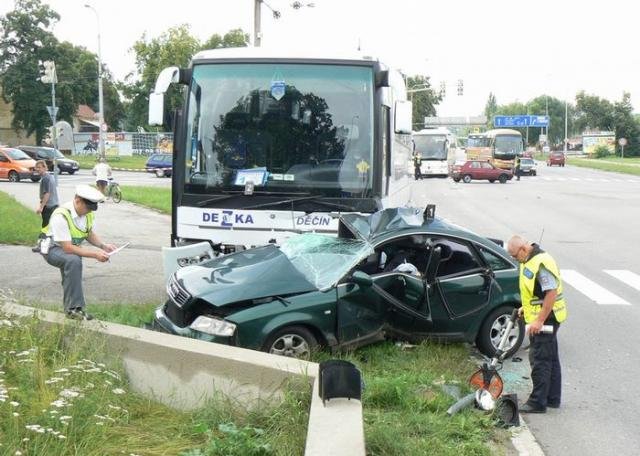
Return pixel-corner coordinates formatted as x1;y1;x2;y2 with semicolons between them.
8;171;19;182
498;174;508;184
156;169;165;178
265;326;318;359
463;174;472;183
476;306;524;358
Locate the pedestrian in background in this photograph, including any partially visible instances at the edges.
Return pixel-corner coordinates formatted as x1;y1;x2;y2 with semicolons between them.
515;156;522;181
507;235;567;413
41;184;117;320
33;160;59;252
413;152;422;180
92;157;112;195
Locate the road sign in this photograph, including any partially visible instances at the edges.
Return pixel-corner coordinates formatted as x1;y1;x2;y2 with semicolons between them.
493;115;549;128
46;106;58;123
618;137;627;146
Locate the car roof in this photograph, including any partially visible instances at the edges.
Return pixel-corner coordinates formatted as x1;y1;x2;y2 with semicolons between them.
339;207;506;252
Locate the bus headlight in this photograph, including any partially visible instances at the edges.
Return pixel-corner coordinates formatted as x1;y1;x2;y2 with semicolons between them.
189;315;236;337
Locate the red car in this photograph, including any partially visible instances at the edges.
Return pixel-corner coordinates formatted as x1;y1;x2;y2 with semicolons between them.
451;160;513;184
547;152;565;167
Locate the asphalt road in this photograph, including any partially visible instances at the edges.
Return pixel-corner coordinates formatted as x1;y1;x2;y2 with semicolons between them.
412;163;640;456
2;163;640;455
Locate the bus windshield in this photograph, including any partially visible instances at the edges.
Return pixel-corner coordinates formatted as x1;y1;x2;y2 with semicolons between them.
494;135;523;158
183;63;374;198
414;135;447;160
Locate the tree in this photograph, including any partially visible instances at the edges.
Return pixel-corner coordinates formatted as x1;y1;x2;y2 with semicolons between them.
612;93;640;156
123;25;249;131
0;0;59;143
484;92;497;128
406;75;442;130
574;91;615;132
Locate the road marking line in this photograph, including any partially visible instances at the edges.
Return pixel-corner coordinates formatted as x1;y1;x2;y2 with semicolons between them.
604;270;640;292
570;177;580;181
561;269;630;305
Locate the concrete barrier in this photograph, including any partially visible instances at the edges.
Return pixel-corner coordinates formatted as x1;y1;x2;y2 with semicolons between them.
1;303;365;455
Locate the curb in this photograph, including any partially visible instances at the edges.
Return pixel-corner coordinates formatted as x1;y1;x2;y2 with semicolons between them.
511;416;545;455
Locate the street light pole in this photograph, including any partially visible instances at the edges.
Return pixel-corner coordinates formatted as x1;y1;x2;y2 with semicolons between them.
254;0;262;46
564;98;568;153
84;4;105;159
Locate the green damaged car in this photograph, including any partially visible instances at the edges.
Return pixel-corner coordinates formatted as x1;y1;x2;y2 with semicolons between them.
154;207;524;359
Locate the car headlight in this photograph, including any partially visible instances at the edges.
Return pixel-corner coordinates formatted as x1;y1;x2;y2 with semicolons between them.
189;315;236;337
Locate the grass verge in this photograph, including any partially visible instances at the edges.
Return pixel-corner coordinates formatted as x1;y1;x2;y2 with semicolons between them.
121;186;171;214
567;157;640;176
0;191;41;245
71;155;149;171
56;300;511;455
0;309;310;455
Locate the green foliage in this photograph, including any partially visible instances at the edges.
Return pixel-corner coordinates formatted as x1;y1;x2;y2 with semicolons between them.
122;25;249;131
0;0;125;142
592;144;612;158
406;75;442;130
120;185;171;214
484;93;497;128
0;191;41;245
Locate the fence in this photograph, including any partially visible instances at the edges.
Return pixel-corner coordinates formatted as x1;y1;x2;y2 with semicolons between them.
72;132;173;157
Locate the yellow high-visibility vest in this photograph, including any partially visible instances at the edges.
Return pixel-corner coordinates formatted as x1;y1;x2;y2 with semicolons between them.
519;252;567;324
48;207;95;246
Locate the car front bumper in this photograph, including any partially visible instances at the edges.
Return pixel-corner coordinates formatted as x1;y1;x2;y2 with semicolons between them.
153;304;235;345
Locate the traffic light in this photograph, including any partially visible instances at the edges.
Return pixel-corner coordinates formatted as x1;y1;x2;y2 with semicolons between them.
457;79;464;96
38;60;57;84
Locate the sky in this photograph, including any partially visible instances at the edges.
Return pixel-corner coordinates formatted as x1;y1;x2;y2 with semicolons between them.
2;0;639;116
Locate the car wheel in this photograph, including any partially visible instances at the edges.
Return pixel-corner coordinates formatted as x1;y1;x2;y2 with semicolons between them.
476;306;524;359
155;169;164;178
8;171;19;182
488;179;495;183
462;174;472;183
68;170;76;175
30;177;41;182
453;178;461;183
264;326;318;359
532;171;537;176
498;174;508;184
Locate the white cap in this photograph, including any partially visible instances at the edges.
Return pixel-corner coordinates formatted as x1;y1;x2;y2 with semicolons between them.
75;184;105;203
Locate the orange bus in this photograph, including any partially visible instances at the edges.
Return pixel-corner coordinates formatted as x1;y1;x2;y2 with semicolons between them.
465;129;523;170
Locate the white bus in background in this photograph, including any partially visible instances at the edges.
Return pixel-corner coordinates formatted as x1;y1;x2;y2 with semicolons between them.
412;128;459;177
148;47;414;253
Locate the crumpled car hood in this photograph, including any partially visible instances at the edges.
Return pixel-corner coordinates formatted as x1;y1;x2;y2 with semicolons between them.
175;245;317;307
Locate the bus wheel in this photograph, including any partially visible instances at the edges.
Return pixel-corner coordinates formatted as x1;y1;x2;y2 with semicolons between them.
498;174;508;184
463;175;472;184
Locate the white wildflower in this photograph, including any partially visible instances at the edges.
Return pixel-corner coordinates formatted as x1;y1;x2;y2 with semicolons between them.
84;367;102;373
98;363;106;368
59;389;80;399
54;368;69;373
17;359;34;363
12;412;19;417
51;399;67;408
96;421;104;426
59;415;72;421
45;377;64;384
112;388;125;395
58;434;66;439
15;450;22;455
104;370;120;380
9;401;19;407
107;404;122;411
49;410;59;415
104;380;113;386
85;382;95;389
22;438;29;442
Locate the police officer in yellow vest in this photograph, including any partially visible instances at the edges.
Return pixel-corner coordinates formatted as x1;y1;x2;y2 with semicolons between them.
42;184;116;320
507;235;566;413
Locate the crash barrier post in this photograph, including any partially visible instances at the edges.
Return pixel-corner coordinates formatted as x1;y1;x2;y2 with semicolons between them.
1;303;366;456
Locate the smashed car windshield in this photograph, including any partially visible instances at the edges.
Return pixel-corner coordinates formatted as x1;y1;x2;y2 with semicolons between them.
280;233;373;291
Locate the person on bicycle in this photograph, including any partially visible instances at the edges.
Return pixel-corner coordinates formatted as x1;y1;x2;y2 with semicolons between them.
92;157;112;195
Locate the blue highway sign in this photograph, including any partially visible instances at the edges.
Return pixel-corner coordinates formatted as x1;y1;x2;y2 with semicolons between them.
494;115;549;128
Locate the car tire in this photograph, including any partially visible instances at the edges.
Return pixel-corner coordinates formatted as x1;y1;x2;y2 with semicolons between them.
453;178;461;183
488;179;495;183
462;174;472;184
68;170;75;175
8;171;19;182
532;171;537;176
264;325;318;359
156;169;164;178
476;306;524;359
498;174;508;184
30;177;41;182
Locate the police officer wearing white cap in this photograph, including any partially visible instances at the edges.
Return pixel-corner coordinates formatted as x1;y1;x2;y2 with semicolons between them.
41;184;117;320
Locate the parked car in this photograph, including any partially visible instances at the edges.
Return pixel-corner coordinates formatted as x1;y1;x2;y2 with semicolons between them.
145;153;173;177
154;207;525;360
518;158;537;176
0;147;40;182
18;146;79;174
451;160;513;183
547;152;565;167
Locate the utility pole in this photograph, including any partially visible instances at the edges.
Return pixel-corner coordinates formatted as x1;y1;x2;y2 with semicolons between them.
564;99;568;153
40;60;59;184
85;4;105;159
254;0;262;46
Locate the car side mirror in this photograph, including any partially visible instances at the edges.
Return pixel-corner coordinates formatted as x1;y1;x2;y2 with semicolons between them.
351;270;373;288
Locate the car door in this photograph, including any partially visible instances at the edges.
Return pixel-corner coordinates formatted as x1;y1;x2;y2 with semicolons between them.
481;161;495;179
0;152;8;178
425;236;495;332
336;243;433;346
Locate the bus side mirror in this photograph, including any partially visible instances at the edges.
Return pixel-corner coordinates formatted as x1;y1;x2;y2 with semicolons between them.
395;100;412;134
148;92;165;126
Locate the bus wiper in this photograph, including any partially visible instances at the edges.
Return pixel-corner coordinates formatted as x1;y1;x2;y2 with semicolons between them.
196;194;238;207
197;190;312;207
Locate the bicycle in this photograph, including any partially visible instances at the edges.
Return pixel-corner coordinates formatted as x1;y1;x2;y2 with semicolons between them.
105;178;122;203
